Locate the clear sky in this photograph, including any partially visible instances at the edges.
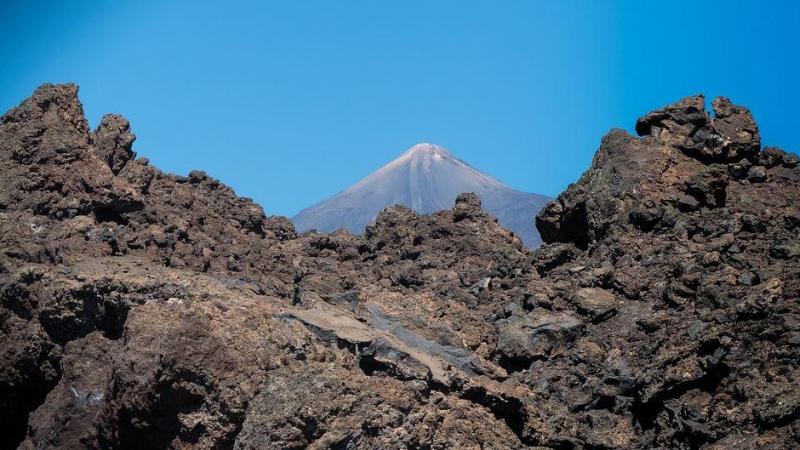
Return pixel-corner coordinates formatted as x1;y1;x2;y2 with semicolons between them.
1;1;798;217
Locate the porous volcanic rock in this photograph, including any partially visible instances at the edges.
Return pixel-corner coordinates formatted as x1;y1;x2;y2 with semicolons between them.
1;85;798;449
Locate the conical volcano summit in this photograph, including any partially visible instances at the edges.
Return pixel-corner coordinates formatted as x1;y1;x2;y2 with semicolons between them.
292;143;550;247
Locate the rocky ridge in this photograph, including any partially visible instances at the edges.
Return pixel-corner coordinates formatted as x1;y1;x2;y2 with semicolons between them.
0;84;798;449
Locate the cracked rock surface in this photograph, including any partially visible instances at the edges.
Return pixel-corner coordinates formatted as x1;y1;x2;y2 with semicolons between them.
1;84;799;449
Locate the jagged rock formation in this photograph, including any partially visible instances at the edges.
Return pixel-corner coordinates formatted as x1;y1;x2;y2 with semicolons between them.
0;85;798;449
291;143;551;247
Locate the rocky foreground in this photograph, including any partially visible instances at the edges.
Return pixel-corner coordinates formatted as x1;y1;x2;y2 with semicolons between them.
1;85;798;449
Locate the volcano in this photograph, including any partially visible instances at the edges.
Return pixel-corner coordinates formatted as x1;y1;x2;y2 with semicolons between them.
291;143;550;246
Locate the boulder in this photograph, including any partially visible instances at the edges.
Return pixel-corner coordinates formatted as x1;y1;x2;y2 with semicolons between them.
747;165;767;182
569;288;619;323
496;309;584;368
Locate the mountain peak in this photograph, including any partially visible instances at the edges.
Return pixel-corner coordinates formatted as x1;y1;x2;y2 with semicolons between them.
394;143;451;164
292;143;551;246
405;142;448;155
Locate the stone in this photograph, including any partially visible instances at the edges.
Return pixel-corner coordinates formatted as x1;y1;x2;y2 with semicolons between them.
758;147;789;168
770;243;800;259
569;287;618;322
747;165;767;182
532;242;579;275
685;164;728;207
628;205;664;231
496;309;584;367
453;192;485;222
728;158;752;180
782;151;799;167
635;95;708;150
636;96;760;163
2;85;799;449
93;114;136;175
710;97;760;161
737;271;759;286
677;194;700;211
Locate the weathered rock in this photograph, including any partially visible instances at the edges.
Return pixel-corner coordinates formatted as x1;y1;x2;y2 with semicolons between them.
93;114;136;174
710;96;760;161
21;332;117;450
782;150;800;167
569;287;618;322
747;165;767;182
1;85;799;449
636;95;761;163
263;215;297;241
677;194;701;211
635;95;708;151
685;164;729;207
453;192;486;222
628;204;664;231
728;158;753;179
496;309;584;368
531;242;580;275
771;243;800;259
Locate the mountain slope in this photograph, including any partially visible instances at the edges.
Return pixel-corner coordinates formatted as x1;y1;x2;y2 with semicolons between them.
292;143;550;247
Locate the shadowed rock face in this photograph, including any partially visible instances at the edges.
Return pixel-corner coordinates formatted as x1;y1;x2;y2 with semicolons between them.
1;85;799;449
291;142;551;247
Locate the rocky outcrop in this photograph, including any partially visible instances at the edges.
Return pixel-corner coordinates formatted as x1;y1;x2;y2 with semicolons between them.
93;114;136;175
1;85;798;449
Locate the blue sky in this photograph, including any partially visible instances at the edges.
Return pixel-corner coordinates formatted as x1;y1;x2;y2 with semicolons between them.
1;1;798;217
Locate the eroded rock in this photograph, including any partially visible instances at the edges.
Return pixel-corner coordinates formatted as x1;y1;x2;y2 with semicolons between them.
496;309;584;369
1;85;798;449
569;287;619;323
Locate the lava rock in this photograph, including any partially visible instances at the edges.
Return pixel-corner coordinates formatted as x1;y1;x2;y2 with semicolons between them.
710;96;760;161
728;158;752;180
747;165;767;182
635;95;708;150
93;114;136;175
496;309;584;367
2;85;799;449
569;287;618;323
677;194;700;212
453;192;485;222
685;164;728;207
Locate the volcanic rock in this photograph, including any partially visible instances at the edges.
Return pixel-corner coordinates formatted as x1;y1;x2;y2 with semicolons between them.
496;308;584;369
569;287;619;323
1;85;799;449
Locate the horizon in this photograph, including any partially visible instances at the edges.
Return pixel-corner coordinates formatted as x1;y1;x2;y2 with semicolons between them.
2;1;799;217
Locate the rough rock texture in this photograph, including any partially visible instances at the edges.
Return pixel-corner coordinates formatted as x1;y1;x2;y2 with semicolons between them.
1;85;798;449
93;114;135;175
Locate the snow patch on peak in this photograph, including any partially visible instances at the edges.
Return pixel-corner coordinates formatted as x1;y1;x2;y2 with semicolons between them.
398;143;451;161
379;142;449;172
407;143;447;154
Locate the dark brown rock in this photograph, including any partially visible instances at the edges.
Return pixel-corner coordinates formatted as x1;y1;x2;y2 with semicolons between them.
93;114;135;174
569;287;618;323
496;309;584;368
1;85;799;449
747;165;768;182
710;96;760;161
635;94;708;149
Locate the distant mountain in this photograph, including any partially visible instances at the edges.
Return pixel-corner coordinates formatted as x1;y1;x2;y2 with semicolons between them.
291;143;550;247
